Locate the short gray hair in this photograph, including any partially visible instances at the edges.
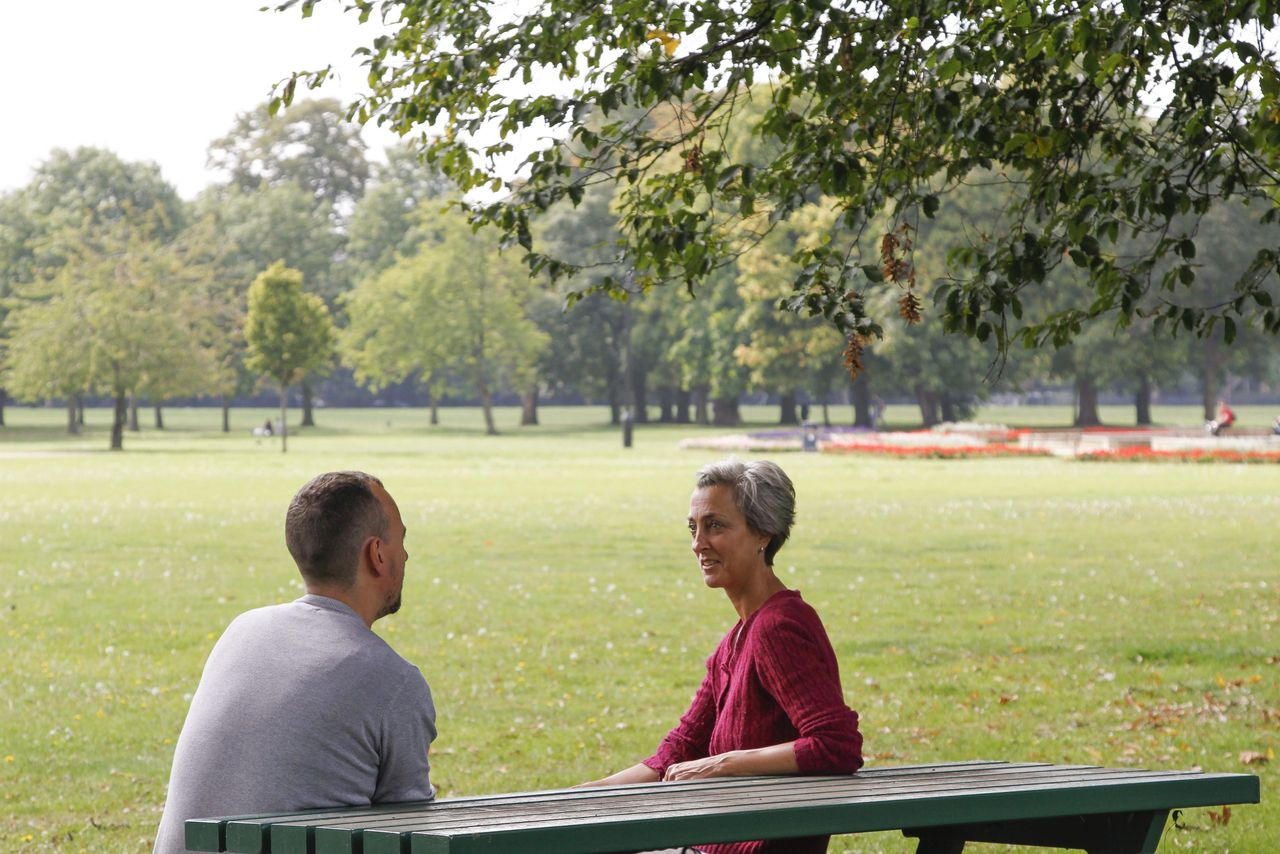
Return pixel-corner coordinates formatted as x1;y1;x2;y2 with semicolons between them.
285;471;388;587
695;458;796;566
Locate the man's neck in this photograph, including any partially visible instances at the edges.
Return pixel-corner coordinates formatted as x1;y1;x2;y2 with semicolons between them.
304;584;376;629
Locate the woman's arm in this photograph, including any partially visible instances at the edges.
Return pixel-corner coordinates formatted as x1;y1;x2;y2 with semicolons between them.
755;608;863;773
662;741;800;781
577;763;661;788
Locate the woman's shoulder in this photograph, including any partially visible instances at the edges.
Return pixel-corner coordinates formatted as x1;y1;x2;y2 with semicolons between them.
753;589;825;632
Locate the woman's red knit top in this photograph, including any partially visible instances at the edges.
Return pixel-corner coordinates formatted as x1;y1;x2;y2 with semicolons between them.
642;589;863;854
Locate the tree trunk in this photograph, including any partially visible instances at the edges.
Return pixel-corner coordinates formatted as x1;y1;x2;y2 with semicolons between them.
221;396;231;433
520;387;539;426
301;381;316;428
921;386;942;427
712;396;741;427
658;386;675;423
821;393;831;427
1074;376;1102;427
631;364;649;424
426;387;440;426
916;388;941;428
480;389;497;435
1201;337;1222;421
128;392;140;432
778;390;799;425
939;392;957;424
1135;376;1152;426
675;388;691;424
77;397;85;426
0;387;6;427
852;375;874;428
111;392;127;451
66;398;80;435
280;383;289;453
154;404;164;430
694;386;711;425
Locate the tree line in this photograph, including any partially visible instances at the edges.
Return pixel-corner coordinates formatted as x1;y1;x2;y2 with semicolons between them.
2;99;1277;450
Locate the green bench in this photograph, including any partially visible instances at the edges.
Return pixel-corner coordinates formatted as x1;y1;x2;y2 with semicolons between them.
186;760;1259;854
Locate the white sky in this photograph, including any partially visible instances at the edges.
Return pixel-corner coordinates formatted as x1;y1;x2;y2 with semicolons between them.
0;0;398;199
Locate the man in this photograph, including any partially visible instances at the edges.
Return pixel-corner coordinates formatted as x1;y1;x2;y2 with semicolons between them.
153;471;436;854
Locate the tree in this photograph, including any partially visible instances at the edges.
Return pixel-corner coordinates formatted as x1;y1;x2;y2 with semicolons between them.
209;99;368;426
0;148;187;428
735;202;851;424
277;0;1280;368
346;145;453;283
192;182;345;428
4;226;216;450
341;205;547;434
209;98;368;220
244;263;336;452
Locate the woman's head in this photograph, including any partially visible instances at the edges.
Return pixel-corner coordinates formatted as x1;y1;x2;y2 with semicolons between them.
693;458;796;566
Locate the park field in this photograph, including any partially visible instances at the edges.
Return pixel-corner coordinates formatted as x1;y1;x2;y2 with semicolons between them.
1;405;1276;852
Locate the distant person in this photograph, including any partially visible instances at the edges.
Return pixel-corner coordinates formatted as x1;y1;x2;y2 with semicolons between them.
1272;414;1280;436
1207;400;1236;436
153;472;435;854
581;459;862;854
263;418;274;436
871;395;886;429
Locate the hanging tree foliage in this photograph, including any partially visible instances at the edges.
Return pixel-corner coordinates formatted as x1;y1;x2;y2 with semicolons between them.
274;0;1280;372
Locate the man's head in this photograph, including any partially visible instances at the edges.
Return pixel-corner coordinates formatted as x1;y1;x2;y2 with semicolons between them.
285;471;391;589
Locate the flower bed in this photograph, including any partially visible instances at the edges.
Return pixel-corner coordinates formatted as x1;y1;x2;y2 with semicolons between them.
677;435;804;452
1079;446;1280;464
822;442;1051;459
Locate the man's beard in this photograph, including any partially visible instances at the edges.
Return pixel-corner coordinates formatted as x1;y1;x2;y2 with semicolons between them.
379;594;402;619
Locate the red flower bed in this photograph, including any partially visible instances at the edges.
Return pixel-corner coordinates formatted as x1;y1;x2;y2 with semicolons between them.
822;443;1051;459
1080;446;1280;464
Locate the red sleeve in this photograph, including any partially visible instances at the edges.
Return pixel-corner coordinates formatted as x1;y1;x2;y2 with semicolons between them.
753;607;863;774
642;651;720;776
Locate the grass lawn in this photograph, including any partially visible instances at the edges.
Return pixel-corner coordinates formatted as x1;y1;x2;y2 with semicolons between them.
1;404;1275;852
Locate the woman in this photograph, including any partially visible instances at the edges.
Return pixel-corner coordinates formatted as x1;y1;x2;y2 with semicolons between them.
583;459;863;853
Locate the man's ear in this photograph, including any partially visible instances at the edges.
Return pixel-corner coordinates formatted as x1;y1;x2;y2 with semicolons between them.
363;535;387;577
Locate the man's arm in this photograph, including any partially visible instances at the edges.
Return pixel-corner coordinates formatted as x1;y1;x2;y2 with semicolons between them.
374;670;437;802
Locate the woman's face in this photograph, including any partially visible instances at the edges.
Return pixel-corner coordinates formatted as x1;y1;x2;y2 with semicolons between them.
688;484;770;592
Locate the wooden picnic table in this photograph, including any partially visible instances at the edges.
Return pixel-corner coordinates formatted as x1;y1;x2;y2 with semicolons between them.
186;760;1259;854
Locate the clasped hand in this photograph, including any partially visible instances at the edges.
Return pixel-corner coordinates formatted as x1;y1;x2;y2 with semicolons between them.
663;751;740;781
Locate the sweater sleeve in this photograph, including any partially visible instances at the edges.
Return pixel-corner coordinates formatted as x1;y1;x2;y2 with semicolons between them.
753;607;862;774
373;668;437;803
642;651;720;776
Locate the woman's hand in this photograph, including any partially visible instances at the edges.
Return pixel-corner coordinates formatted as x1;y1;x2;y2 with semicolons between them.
664;743;800;782
663;752;741;781
576;763;661;788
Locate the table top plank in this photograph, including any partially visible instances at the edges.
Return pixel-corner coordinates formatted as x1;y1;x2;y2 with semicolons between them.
397;772;1258;854
282;766;1248;836
186;762;1260;854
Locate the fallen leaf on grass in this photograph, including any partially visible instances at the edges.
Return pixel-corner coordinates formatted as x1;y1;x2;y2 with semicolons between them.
1207;806;1231;826
1238;750;1271;765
